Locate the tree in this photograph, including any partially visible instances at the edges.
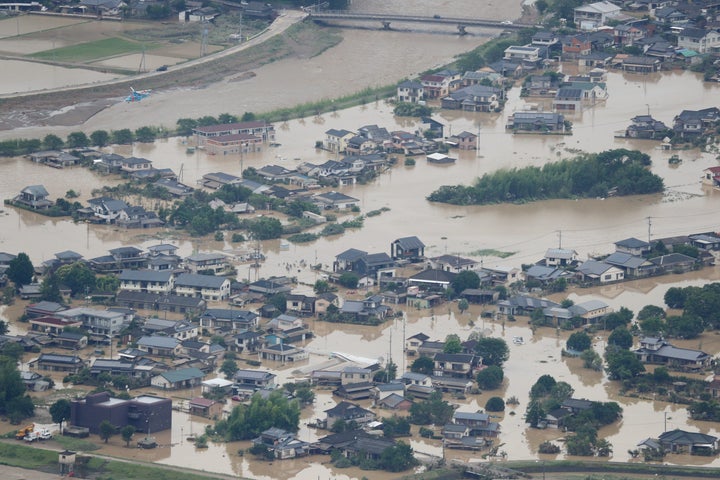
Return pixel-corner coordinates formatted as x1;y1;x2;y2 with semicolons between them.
664;287;686;309
382;415;410;438
121;425;135;447
374;361;397;383
50;399;71;434
217;390;300;441
581;349;603;371
525;401;546;428
313;280;330;294
0;320;7;336
477;365;504;390
458;298;469;314
39;273;63;303
7;253;34;286
451;270;480;294
638;305;665;322
55;262;96;296
99;420;115;443
474;337;509;366
378;441;417;472
135;126;156;143
176;118;198;136
443;334;462;354
66;131;89;148
605;349;645;380
409;392;454;426
485;397;505;412
338;272;359;289
0;356;34;422
111;129;134;144
90;130;110;147
410;356;434;375
607;327;633;350
567;331;592;352
604;307;633;330
248;217;282;240
530;374;556;399
220;358;239;379
665;314;704;339
43;134;64;150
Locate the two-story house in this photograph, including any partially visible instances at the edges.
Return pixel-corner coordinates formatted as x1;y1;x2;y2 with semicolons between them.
174;273;230;301
118;270;174;294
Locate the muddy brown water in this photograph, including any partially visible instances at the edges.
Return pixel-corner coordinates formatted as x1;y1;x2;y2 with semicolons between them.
2;2;720;477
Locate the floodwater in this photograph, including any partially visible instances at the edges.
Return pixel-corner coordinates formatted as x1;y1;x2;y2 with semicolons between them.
3;1;720;477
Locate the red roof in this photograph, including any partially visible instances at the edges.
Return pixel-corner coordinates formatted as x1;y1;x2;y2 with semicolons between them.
189;397;216;407
706;166;720;174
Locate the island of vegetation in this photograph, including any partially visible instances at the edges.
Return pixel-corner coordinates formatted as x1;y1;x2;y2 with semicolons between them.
427;149;664;205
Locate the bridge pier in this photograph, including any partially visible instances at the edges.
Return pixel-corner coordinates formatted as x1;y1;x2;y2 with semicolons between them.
381;20;391;29
457;24;467;35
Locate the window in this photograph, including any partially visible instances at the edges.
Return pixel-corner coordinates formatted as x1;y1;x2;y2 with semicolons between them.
604;274;612;280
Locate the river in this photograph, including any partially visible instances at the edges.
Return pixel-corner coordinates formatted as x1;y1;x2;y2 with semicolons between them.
2;0;720;478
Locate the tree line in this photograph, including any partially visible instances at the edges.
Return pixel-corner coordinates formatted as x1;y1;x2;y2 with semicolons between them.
427;149;664;205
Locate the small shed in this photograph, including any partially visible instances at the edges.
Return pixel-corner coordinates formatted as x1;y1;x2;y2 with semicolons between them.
58;450;76;475
189;397;223;419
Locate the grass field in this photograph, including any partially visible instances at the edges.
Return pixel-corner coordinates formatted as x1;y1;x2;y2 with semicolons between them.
30;37;155;63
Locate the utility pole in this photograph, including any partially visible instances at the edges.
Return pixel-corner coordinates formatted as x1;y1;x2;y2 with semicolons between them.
647;216;652;245
557;229;562;249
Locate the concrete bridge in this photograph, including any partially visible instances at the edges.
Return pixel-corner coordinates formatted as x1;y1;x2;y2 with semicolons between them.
308;10;535;35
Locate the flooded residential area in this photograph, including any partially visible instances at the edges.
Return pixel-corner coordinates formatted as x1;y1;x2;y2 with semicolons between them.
2;1;720;479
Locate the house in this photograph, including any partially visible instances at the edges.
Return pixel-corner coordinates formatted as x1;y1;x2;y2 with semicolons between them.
54;331;88;350
507;112;567;132
137;336;181;357
649;253;698;273
405;333;430;355
234;369;276;391
199;309;259;332
194;121;275;145
574;1;623;30
143;318;198;341
702;166;720;188
622;56;661;73
615;237;650;256
656;429;718;454
525;265;571;285
119;270;174;295
420;71;458;99
498;294;559;316
408;269;457;290
545;248;578;267
340;295;390;322
174;273;230;301
446;131;477;150
377;393;412;410
86;197;129;223
575;260;625;283
184;253;231;275
391;236;425;261
396;80;424;103
14;185;53;210
120;156;152;173
259;343;309;362
115;291;205;317
151;367;205;390
324;401;376;427
603;252;655;277
313;191;360;210
200;172;242;189
315;292;339;316
232;330;263;353
562;36;592;59
252;428;310;459
324;128;354;153
31;353;85;374
242;1;275;19
452;411;501;438
56;307;129;336
634;337;711;370
189;397;223;418
154;178;194;198
678;28;720;54
553;87;583;112
653;6;688;26
70;392;171;434
614;24;645;46
29;316;81;336
674;108;720;139
204;133;263;156
441;85;502;112
625;115;670;139
433;353;476;378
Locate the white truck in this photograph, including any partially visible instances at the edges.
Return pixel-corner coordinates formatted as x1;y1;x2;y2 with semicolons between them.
25;429;52;442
